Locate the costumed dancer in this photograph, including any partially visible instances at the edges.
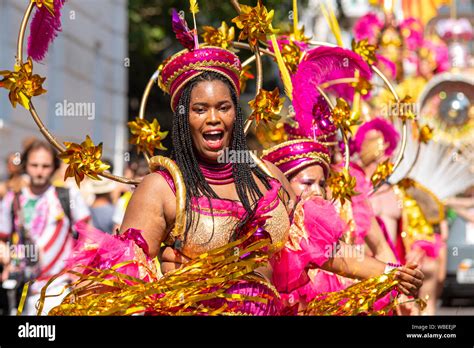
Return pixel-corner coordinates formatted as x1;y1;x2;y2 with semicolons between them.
2;1;425;316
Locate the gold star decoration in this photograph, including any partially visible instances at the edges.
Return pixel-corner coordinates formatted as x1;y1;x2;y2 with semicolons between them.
0;57;47;110
328;168;359;205
201;21;235;50
419;124;434;144
280;41;303;74
290;25;310;44
371;159;394;187
352;39;378;65
32;0;55;16
58;135;110;187
128;117;168;156
232;0;278;47
248;87;285;125
256;121;288;148
331;98;360;134
397;95;417;122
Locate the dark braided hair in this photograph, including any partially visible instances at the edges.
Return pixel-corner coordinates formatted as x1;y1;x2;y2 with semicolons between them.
171;71;272;243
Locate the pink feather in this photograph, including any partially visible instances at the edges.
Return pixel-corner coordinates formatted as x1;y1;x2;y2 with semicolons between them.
171;8;195;51
27;0;66;62
291;46;372;137
353;13;384;45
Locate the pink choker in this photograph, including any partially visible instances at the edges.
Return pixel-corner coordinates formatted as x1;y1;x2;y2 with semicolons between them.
199;161;234;185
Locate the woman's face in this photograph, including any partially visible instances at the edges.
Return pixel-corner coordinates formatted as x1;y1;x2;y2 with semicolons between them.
289;164;326;198
188;80;236;163
359;130;388;167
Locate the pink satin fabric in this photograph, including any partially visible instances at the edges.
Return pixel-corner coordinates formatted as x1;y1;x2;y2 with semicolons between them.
271;196;346;303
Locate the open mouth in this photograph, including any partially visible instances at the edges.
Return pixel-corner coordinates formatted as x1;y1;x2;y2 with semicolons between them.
202;130;224;150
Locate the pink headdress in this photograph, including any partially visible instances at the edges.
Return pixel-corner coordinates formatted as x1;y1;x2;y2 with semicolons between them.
160;47;242;111
398;18;424;51
262;139;331;178
289;46;372;142
160;9;242;111
415;38;450;74
354;13;384;45
354;117;400;156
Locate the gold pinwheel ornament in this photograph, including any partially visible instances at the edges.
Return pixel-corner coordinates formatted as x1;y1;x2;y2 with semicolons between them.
232;0;278;47
128;117;168;156
352;39;378;65
280;41;303;74
58;135;110;187
371;159;394;187
32;0;55;16
248;87;285;125
331;98;361;134
328;169;359;205
397;95;417;122
0;57;47;110
419;125;434;144
201;21;235;50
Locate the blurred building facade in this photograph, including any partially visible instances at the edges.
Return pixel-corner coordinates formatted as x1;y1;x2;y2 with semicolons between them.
0;0;129;177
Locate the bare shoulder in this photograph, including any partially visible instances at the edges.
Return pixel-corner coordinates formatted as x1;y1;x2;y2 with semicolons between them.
120;172;175;258
135;171;172;196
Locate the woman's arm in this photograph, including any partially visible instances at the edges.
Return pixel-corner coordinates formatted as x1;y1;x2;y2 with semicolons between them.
364;217;398;263
451;207;474;223
321;245;423;297
445;196;474;209
263;160;423;295
119;173;171;258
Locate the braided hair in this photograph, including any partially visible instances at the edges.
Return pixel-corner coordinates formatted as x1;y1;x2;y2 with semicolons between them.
171;71;272;243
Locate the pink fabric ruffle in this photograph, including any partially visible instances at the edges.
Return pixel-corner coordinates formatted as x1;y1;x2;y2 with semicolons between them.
271;196;345;301
66;221;153;281
411;233;444;259
349;164;375;245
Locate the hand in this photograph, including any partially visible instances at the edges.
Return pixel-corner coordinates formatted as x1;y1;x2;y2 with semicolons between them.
394;263;424;297
405;247;425;264
160;245;191;274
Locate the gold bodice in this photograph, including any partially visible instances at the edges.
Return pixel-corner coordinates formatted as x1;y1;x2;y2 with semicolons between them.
180;197;290;259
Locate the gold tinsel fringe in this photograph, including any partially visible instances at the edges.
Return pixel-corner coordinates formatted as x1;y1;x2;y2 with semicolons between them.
31;228;276;316
303;272;400;316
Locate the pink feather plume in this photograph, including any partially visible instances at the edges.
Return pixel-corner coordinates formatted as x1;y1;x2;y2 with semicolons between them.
353;13;384;45
290;46;372;137
171;8;195;51
27;0;66;62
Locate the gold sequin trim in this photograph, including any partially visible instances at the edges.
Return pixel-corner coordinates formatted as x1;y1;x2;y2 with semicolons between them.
262;138;318;156
164;60;240;92
273;152;331;167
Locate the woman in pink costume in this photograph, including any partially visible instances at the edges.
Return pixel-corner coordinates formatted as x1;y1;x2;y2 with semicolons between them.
354;118;446;314
34;9;425;316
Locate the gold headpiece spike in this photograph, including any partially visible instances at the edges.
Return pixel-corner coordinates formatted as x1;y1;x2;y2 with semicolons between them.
189;0;200;49
269;34;293;100
292;0;299;37
321;2;343;47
